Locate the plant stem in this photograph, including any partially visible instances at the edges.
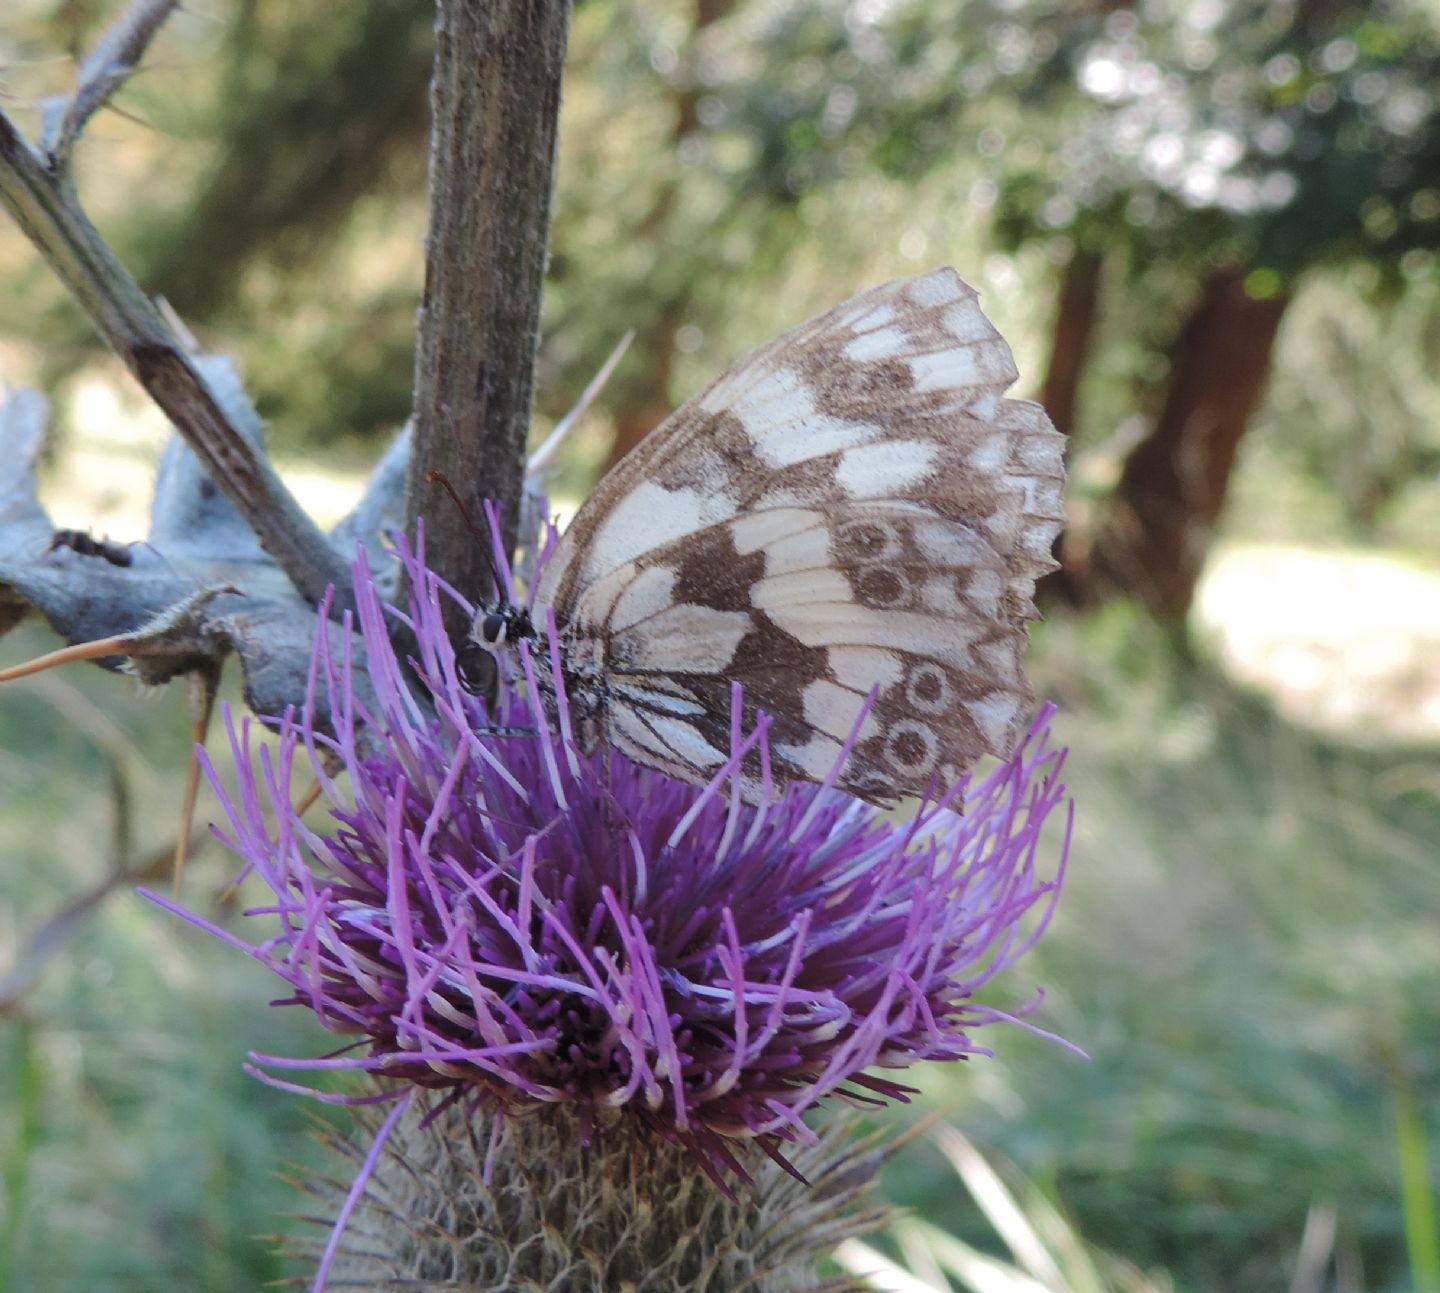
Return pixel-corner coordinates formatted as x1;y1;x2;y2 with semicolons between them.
406;0;572;606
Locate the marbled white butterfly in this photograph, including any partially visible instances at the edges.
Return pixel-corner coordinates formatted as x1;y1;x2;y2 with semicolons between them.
466;268;1065;806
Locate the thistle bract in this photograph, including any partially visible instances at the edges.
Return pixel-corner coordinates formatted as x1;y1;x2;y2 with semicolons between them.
167;533;1070;1181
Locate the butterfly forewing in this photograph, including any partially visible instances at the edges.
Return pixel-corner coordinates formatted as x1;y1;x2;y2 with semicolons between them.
533;268;1065;805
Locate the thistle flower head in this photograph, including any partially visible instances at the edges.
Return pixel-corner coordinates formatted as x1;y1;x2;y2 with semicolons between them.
168;530;1071;1181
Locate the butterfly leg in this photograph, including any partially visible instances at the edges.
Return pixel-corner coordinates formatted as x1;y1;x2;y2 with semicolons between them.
471;724;538;739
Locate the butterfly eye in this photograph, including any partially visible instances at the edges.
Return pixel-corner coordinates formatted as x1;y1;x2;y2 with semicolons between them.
455;642;499;703
480;612;512;644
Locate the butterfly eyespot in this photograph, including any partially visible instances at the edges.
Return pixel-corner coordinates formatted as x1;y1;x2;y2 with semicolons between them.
853;565;912;609
835;519;903;562
904;663;951;714
883;721;939;775
455;642;499;699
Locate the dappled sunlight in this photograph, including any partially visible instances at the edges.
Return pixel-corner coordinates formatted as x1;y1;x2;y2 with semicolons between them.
44;386;374;536
1198;542;1440;743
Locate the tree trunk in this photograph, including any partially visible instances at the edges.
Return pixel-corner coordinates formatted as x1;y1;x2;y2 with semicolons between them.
1038;248;1102;440
1083;267;1291;620
1034;248;1102;607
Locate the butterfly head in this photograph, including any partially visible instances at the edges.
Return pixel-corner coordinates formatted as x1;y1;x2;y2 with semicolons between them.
456;602;537;705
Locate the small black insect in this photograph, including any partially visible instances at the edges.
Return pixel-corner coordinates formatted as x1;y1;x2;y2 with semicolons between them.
46;529;135;567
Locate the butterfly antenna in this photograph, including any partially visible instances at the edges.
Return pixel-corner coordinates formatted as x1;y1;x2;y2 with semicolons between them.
424;470;504;601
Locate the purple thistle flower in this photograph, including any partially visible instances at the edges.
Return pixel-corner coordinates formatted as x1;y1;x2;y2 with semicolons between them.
155;530;1072;1184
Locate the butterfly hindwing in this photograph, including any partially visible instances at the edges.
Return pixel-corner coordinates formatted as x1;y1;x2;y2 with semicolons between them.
533;268;1065;804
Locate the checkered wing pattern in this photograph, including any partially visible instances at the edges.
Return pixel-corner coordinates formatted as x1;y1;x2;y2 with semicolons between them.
532;268;1066;805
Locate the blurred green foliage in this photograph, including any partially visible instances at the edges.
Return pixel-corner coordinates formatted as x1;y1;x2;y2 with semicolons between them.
0;630;339;1291
892;610;1440;1292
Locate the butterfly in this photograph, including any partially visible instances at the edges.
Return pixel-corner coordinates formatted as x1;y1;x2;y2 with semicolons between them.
463;268;1065;807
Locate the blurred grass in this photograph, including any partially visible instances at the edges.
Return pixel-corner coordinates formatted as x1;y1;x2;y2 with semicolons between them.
878;604;1440;1293
1393;1054;1440;1293
0;625;338;1292
0;1020;41;1289
839;1126;1175;1292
